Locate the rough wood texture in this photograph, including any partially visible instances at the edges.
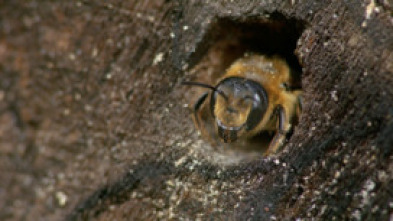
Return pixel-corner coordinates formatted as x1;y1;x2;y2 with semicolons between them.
0;0;392;220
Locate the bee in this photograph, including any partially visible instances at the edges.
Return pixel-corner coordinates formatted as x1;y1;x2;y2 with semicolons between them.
183;54;302;155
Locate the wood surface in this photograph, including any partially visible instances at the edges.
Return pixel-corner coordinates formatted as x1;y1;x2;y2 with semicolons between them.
0;0;392;220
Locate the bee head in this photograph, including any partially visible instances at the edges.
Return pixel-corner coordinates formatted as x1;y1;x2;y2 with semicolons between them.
181;77;268;143
212;77;268;143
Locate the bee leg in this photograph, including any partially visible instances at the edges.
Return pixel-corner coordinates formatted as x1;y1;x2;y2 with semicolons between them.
293;90;303;114
266;106;289;155
192;92;217;143
191;92;221;147
192;92;208;130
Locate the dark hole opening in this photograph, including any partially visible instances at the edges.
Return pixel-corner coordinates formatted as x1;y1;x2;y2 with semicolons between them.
185;14;305;156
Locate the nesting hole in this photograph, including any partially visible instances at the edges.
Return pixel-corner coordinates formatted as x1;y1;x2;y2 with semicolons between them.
185;15;305;159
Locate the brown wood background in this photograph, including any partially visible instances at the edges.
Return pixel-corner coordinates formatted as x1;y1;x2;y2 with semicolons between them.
0;0;392;220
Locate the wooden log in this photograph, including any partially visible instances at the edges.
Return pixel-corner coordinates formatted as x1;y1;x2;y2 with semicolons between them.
0;0;392;220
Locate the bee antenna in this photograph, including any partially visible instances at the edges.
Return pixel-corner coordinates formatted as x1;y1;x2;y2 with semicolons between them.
181;81;228;101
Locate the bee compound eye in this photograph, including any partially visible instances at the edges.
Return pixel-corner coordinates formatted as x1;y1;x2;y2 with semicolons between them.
244;81;268;131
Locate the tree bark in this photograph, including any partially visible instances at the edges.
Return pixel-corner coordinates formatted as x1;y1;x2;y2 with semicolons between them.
0;0;392;220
